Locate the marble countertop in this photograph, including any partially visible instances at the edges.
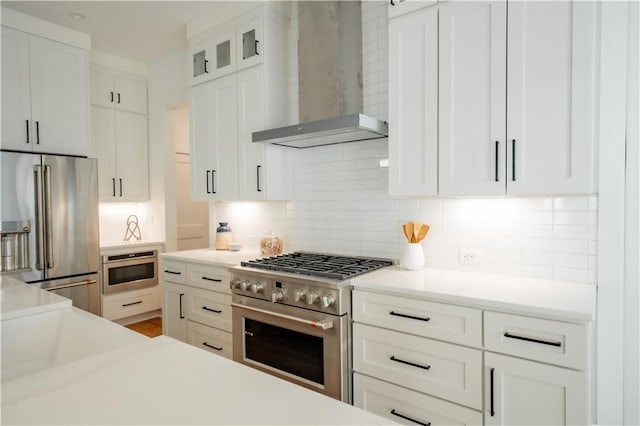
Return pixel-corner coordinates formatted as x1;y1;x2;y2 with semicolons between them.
161;248;264;267
0;276;71;320
100;240;166;252
351;267;596;322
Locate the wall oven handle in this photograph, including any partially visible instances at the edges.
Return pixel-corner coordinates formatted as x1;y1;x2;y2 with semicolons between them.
231;302;334;330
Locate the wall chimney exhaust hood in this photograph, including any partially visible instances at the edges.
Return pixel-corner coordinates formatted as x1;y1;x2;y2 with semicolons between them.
252;1;388;149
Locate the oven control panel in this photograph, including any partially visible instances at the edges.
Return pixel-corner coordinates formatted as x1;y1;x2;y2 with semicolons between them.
230;275;346;315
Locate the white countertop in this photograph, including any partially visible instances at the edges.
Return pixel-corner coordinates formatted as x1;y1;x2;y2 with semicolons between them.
351;267;596;322
100;240;165;251
0;276;71;320
161;248;264;267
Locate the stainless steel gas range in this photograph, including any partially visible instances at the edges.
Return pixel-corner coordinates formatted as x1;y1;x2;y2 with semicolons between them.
229;252;393;403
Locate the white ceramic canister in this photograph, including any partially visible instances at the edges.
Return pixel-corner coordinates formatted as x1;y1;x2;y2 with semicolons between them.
400;242;425;270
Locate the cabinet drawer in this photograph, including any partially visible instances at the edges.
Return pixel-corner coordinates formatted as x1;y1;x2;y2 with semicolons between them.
187;321;233;360
102;287;159;321
161;260;186;284
353;323;482;409
353;290;482;347
188;264;230;293
484;311;590;370
187;287;232;332
354;373;482;426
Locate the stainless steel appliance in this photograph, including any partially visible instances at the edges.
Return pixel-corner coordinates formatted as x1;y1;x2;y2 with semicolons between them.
230;252;393;402
102;250;158;295
0;151;100;315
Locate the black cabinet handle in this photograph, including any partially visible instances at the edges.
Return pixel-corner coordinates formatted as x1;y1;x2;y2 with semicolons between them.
390;0;395;5
490;367;496;417
112;178;116;197
511;139;516;181
164;270;182;275
25;120;30;144
255;40;260;56
119;178;123;197
110;91;114;102
390;355;431;371
256;165;262;192
390;311;431;322
206;170;211;194
211;170;216;194
203;342;223;351
503;332;562;347
204;59;209;73
202;306;222;313
390;409;430;426
117;93;121;104
495;141;500;182
122;300;143;307
179;293;185;319
36;121;40;144
202;276;222;282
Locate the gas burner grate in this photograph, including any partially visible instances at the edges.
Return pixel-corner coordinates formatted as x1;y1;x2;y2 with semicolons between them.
241;252;393;280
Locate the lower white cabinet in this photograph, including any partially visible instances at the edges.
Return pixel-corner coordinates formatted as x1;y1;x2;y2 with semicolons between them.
161;258;233;359
102;286;160;321
484;352;589;425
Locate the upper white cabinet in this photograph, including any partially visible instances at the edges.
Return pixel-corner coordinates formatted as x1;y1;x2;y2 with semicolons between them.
188;6;290;202
390;0;599;197
1;26;89;156
388;0;438;20
90;66;148;202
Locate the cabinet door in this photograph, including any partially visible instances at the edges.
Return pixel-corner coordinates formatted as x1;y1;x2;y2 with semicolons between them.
211;30;236;79
237;66;266;200
90;106;117;200
163;282;188;342
90;66;115;108
115;111;148;201
388;0;438;20
236;17;263;70
189;83;214;200
209;75;238;201
29;34;88;156
485;352;590;425
114;76;147;114
439;1;507;196
1;27;32;151
189;38;213;86
506;1;597;194
388;6;438;196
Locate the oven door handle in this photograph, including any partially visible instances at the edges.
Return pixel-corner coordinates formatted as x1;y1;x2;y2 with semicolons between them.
231;303;334;331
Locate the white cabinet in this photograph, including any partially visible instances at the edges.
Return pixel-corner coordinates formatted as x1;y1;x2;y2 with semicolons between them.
161;258;233;359
388;0;438;20
102;286;160;321
90;66;148;202
388;5;438;197
1;26;88;156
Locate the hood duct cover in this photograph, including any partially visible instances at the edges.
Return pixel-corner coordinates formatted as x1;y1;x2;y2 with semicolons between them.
252;1;388;148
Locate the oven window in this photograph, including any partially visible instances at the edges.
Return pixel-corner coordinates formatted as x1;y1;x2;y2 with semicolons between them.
245;318;324;385
108;263;155;286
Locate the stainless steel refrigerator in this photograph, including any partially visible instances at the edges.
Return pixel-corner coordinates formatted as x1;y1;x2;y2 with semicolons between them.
1;151;100;315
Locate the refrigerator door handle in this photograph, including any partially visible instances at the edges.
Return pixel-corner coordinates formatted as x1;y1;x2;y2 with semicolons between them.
34;165;45;270
44;165;54;269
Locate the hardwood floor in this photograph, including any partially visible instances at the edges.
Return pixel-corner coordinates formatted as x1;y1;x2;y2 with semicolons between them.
125;317;162;338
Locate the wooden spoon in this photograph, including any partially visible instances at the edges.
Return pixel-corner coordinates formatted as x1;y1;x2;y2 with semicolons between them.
402;223;411;242
413;222;422;243
417;224;430;242
404;222;414;243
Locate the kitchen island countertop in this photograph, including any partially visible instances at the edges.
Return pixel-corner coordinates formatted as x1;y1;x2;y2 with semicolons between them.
0;275;71;320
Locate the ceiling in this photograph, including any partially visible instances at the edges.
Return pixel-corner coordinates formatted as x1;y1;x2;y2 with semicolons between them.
1;1;240;64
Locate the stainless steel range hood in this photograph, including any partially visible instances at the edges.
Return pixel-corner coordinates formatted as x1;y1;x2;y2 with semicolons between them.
253;1;388;149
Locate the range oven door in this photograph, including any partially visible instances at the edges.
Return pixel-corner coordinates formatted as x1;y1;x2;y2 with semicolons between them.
232;296;350;402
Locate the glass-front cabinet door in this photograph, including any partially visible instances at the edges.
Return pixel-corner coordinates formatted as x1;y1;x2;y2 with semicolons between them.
211;29;236;79
190;39;211;86
236;18;263;70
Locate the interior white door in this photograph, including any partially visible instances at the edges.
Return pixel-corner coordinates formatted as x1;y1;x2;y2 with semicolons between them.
506;1;597;194
90;106;117;200
176;153;210;251
115;111;148;201
438;1;507;196
388;5;438;197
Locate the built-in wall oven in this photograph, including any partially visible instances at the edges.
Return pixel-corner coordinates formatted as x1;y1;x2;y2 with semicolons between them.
229;252;393;403
102;250;158;295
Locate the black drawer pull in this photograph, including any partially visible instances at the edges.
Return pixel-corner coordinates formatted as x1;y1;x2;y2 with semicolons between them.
202;306;222;313
122;300;143;307
504;332;562;347
490;367;496;417
202;276;222;282
179;293;185;319
390;409;431;426
203;342;223;351
26;120;30;144
164;270;182;275
390;356;431;371
390;311;431;322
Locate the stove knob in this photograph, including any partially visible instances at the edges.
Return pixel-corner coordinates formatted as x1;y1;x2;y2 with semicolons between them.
230;278;242;290
271;290;284;303
294;290;306;302
250;283;264;294
306;293;318;305
240;280;251;291
321;295;335;308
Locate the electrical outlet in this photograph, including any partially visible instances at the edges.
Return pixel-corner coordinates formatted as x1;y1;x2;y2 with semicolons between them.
458;249;479;265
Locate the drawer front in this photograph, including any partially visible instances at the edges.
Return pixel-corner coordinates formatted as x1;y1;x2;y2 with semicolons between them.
353;290;482;347
161;260;187;284
187;287;232;331
354;373;483;426
102;287;158;320
484;311;590;370
187;321;233;359
353;323;482;409
188;264;230;293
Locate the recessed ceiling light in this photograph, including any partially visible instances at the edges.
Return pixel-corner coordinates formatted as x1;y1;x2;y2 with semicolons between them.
69;12;86;21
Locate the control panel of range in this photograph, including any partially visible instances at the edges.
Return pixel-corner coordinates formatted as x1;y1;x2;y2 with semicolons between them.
230;275;344;315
